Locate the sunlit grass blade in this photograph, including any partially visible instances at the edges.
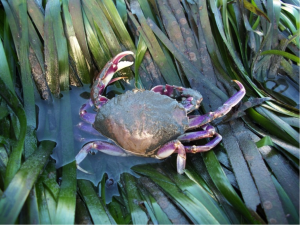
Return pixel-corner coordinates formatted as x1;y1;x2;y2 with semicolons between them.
0;140;55;224
82;0;122;56
82;10;108;70
62;0;90;84
134;36;147;88
44;0;59;95
121;173;148;224
261;49;300;64
50;0;69;91
78;180;113;224
69;0;95;73
137;183;172;224
101;0;136;52
54;162;77;224
116;0;127;23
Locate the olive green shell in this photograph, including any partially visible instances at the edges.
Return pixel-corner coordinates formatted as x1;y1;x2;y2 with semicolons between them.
93;90;189;156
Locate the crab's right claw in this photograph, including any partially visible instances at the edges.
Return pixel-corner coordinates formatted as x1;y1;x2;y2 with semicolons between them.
91;51;134;106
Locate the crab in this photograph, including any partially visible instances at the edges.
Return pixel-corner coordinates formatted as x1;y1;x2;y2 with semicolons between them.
76;51;246;174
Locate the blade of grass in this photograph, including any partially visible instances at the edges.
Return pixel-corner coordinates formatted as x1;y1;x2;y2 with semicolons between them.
0;39;14;94
130;0;182;86
51;0;69;91
44;0;59;95
146;18;228;101
271;175;299;224
0;140;55;224
101;0;136;52
121;173;148;225
78;180;113;224
62;0;90;84
132;164;222;224
69;0;95;73
0;77;26;188
9;0;37;158
202;151;258;223
54;162;77;224
27;0;44;38
239;139;288;224
82;0;122;56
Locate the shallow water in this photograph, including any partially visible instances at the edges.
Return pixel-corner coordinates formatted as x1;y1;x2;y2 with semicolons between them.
36;85;161;203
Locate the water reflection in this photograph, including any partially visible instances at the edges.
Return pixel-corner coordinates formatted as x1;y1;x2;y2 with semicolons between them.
36;85;161;203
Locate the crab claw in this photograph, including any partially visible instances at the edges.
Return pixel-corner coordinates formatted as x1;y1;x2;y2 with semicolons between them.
91;51;134;108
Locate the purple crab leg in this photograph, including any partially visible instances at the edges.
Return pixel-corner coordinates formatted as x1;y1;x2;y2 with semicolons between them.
178;124;216;142
188;80;246;129
183;133;222;153
156;140;186;174
79;101;97;124
77;122;101;136
91;51;134;108
151;84;203;113
76;141;129;173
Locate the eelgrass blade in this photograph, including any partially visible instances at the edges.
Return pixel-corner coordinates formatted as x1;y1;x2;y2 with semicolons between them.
0;140;55;224
238;139;288;224
0;78;26;188
54;162;77;224
202;151;258;223
146;18;228;102
217;122;261;212
82;0;122;56
107;197;131;224
129;1;182;86
62;0;90;84
137;182;172;224
135;36;147;88
271;175;299;224
26;0;44;38
132;164;222;224
0;39;14;94
121;173;148;224
44;0;59;96
50;0;69;91
101;0;136;52
69;0;96;74
78;180;113;224
75;195;93;224
164;159;231;224
82;9;108;70
256;143;299;212
8;0;37;159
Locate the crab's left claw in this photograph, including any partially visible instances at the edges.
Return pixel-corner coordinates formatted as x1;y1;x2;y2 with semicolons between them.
91;51;134;107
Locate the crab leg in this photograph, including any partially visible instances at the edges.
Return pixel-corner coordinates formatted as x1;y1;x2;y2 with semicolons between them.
188;80;246;129
79;99;97;124
178;124;216;142
77;122;101;136
151;84;203;113
183;133;222;153
156;140;186;174
91;51;134;108
76;141;129;173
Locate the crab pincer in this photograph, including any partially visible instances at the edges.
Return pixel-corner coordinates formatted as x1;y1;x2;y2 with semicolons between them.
90;51;134;109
